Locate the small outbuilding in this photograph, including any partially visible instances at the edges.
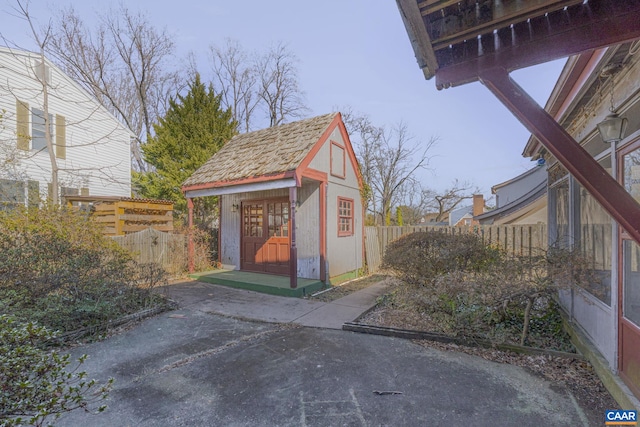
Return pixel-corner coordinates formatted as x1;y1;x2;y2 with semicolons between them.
182;113;364;294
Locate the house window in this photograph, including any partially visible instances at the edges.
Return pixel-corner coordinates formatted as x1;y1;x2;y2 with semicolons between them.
331;141;346;178
32;108;53;152
338;197;354;236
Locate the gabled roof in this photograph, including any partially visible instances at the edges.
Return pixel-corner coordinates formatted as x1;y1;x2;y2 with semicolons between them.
183;113;338;188
475;180;547;224
449;205;472;226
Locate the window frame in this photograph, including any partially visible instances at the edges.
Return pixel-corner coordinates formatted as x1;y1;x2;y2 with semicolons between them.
337;197;354;237
31;108;53;152
330;141;346;179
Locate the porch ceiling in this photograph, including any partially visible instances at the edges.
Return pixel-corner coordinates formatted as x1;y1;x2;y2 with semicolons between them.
397;0;640;89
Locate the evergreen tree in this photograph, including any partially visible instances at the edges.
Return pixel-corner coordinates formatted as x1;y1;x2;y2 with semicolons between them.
135;74;237;223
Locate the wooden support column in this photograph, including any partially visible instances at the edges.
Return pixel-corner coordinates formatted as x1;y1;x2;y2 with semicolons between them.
289;187;298;289
319;181;327;283
479;67;640;245
187;197;195;273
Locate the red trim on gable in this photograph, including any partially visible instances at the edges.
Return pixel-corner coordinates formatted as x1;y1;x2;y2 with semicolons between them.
296;112;364;191
335;113;364;191
297;113;341;173
301;168;327;182
182;170;296;193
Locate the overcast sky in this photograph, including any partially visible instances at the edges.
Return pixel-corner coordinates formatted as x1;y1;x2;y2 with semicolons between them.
1;0;566;200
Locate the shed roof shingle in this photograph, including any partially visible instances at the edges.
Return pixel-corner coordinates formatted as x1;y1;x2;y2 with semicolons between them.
183;113;337;188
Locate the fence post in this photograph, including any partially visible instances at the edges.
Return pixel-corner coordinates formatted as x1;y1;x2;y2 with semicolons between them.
187;198;195;273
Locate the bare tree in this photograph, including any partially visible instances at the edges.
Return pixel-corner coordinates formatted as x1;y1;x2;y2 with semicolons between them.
47;5;180;171
207;40;307;131
208;39;258;132
3;0;61;203
342;108;437;225
256;43;308;127
423;179;479;222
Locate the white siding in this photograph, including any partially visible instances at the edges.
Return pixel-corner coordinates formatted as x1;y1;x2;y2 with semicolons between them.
309;126;363;278
0;48;131;201
297;180;320;279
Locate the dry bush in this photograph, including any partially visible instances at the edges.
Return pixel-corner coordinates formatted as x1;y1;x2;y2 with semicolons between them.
381;231;594;349
169;225;218;273
382;230;502;286
0;205;169;333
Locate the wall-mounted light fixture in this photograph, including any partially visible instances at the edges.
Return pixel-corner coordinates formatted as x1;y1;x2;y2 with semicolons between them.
597;63;627;144
231;203;239;213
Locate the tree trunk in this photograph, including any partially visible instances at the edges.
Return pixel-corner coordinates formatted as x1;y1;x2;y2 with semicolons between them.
520;295;536;346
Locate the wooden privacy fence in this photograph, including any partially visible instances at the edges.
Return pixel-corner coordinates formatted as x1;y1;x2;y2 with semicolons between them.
365;224;548;272
112;228;187;273
65;195;174;236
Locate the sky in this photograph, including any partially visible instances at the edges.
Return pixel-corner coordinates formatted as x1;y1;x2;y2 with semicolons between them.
1;0;566;201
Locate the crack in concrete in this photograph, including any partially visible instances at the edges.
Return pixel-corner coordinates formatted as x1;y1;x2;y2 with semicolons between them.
131;327;284;382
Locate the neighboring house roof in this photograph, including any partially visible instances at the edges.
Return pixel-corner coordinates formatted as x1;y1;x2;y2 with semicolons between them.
449;205;472;226
475;181;547;225
183;113;338;188
477;165;547;225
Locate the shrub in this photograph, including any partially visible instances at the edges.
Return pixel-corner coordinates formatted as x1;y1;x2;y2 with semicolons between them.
382;231;592;348
0;315;113;426
381;230;503;286
0;205;168;334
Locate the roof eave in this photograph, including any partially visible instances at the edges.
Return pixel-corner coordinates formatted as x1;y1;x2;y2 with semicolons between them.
396;0;438;80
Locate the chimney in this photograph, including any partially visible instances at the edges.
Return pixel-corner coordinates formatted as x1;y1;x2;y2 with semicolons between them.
472;194;484;217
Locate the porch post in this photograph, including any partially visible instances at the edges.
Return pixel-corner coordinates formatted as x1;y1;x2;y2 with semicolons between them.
479;67;640;246
187;197;195;273
289;187;298;289
319;181;327;283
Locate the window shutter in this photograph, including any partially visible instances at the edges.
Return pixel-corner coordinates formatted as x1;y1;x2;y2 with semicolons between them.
55;114;66;159
16;100;30;150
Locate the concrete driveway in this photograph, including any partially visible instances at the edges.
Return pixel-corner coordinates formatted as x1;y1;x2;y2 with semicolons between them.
56;282;595;426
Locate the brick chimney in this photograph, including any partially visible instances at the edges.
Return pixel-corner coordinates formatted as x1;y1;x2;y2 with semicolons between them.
472;194;485;217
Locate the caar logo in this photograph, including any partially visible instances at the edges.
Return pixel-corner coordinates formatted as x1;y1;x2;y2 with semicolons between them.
605;410;638;425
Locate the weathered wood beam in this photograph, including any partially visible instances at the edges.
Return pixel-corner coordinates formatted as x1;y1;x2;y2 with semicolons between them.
480;67;640;246
435;0;640;89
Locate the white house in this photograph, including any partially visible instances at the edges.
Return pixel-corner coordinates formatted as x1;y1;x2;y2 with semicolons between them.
0;46;131;207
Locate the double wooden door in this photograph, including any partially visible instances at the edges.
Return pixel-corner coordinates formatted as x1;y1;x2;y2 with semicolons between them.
241;198;290;275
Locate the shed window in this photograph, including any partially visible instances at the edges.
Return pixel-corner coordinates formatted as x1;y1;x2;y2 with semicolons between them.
338;197;354;236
